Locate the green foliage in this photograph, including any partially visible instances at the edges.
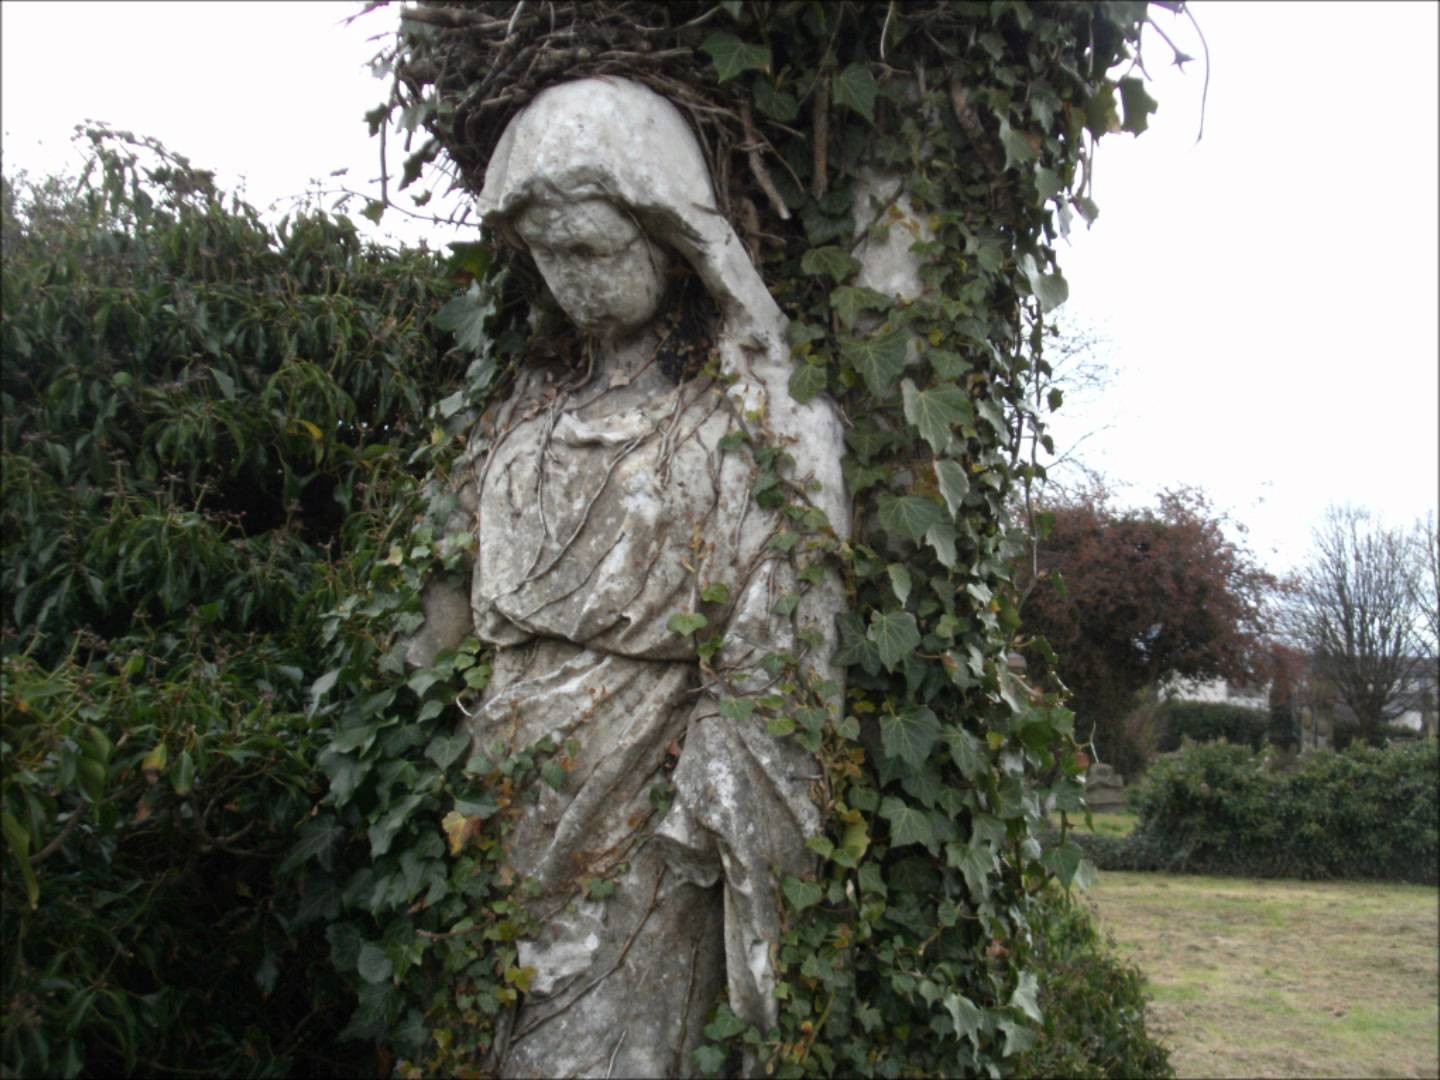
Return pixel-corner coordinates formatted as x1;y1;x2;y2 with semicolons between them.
1;129;462;1076
369;1;1184;1075
1155;701;1269;753
1012;888;1172;1079
1086;740;1439;883
1330;716;1419;751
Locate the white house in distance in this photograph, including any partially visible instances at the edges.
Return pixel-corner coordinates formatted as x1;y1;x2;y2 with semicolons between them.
1162;661;1438;738
1161;675;1268;713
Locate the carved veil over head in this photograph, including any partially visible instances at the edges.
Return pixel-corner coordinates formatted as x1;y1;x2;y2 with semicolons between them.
476;76;847;538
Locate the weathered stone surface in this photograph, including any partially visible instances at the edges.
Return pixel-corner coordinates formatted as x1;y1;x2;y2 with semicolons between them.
1086;762;1128;809
419;78;849;1077
403;578;473;669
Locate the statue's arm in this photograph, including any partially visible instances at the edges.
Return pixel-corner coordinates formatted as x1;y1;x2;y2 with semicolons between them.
403;576;475;668
403;481;480;668
654;556;827;1032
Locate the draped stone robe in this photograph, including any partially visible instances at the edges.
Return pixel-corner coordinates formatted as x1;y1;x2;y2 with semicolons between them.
468;366;819;1078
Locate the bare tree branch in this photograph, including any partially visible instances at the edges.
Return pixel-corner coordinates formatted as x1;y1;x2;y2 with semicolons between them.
1284;505;1426;743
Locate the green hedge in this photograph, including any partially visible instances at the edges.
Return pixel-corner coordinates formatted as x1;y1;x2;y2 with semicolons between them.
1077;741;1439;882
1154;701;1268;753
1014;887;1172;1079
1;134;458;1078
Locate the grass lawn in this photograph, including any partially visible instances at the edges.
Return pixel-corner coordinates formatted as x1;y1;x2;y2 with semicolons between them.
1087;871;1440;1078
1062;808;1138;837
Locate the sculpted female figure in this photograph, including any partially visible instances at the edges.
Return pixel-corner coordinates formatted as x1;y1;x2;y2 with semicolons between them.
422;77;848;1077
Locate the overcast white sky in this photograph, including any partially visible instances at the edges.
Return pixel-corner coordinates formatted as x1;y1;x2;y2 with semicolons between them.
3;1;1436;577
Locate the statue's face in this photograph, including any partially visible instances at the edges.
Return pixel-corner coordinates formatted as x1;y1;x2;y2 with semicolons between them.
516;199;670;338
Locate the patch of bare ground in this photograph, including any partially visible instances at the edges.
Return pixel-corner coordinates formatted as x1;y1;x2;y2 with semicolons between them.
1087;872;1439;1078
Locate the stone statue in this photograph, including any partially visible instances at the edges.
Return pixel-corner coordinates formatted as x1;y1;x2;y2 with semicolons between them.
411;78;849;1077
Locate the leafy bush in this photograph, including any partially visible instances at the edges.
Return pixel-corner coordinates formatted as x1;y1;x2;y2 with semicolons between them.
1085;740;1439;882
1;131;461;1077
1330;716;1419;751
1014;887;1172;1079
1155;701;1268;753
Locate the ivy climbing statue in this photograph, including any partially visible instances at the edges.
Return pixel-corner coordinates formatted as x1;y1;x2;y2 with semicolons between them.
298;2;1186;1076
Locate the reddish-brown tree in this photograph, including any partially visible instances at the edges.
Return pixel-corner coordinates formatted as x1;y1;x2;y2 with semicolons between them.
1018;486;1275;776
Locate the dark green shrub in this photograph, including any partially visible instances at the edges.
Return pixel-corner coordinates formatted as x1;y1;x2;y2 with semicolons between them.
1015;887;1172;1078
1155;700;1268;753
1;132;460;1077
1331;716;1418;751
1096;740;1439;882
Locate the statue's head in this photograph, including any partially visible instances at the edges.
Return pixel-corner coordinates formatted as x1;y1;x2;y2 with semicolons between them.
477;77;847;535
512;197;671;339
478;78;778;339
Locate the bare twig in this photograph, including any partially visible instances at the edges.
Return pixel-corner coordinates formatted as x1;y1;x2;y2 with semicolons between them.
1181;5;1211;143
30;807;85;865
811;77;830;199
740;103;792;222
950;81;1005;177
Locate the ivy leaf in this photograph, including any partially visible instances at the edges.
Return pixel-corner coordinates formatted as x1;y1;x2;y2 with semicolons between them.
945;991;984;1047
433;282;495;354
1084;82;1121;137
719;697;755;721
767;530;799;553
830;286;892;329
928;348;972;379
832;62;878;123
326;922;363;973
999;1018;1038;1057
880;796;934;848
947;840;996;899
782;876;824;911
934;459;970;516
667;612;709;637
997;116;1038;171
1014;973;1044;1022
1072;194;1100;225
425;732;470;770
835;613;883;674
925;522;957;569
901;378;973;454
357;942;393;984
704;1003;750;1040
800;245;862;283
880;706;940;768
843;331;908;397
944;728;988;780
584;877;616;900
788;362;827;404
1118;76;1159;135
886;563;912;606
753;76;799;122
700;582;731;605
878;494;945;541
806;835;836;860
1034;166;1062;203
694;1045;728;1077
867;609;920;671
541;760;567;791
1020;254;1069;313
701;31;771;82
281;815;344;874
